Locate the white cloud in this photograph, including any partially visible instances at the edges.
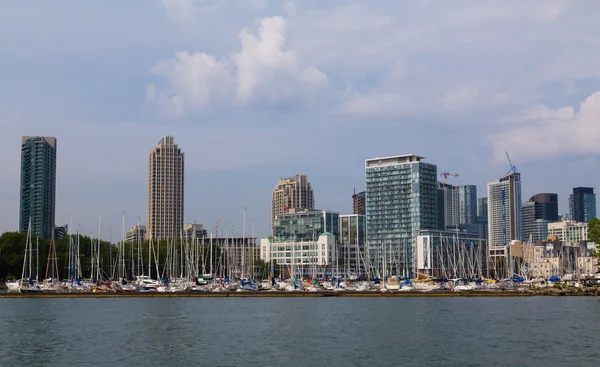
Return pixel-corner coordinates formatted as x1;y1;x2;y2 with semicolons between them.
285;1;597;121
489;91;600;162
148;15;326;116
233;16;298;104
149;51;233;117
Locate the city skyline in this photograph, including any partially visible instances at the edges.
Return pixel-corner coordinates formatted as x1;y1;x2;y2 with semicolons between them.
1;1;599;239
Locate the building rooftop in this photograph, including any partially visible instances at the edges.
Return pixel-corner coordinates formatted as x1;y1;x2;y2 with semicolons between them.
365;154;426;168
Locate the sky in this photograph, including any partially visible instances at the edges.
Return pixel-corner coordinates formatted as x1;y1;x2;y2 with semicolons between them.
1;0;599;240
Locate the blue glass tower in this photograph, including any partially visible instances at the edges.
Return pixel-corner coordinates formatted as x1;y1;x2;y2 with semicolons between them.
19;136;57;240
365;154;437;277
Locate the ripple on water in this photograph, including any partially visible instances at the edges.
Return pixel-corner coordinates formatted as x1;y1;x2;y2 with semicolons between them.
0;297;599;366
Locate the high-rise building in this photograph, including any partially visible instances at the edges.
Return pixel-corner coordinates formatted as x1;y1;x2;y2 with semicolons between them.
365;154;437;275
54;224;68;240
477;197;488;240
521;193;558;244
548;220;590;245
569;187;596;223
458;185;477;225
521;203;549;244
339;214;367;276
183;223;207;241
437;186;446;230
478;197;488;218
487;171;522;248
438;182;459;228
126;225;146;243
146;136;184;240
352;190;366;215
273;209;339;242
530;193;559;221
19;136;57;240
271;174;314;231
436;183;477;231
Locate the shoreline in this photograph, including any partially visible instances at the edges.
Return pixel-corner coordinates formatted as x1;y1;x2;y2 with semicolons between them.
1;289;598;298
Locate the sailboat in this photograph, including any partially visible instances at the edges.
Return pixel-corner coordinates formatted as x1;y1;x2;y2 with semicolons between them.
12;219;43;293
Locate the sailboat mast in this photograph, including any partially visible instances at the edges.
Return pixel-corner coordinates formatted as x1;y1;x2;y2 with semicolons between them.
45;232;53;280
36;237;39;282
242;207;246;280
97;211;102;282
251;219;255;281
21;218;31;284
28;222;33;281
210;232;213;276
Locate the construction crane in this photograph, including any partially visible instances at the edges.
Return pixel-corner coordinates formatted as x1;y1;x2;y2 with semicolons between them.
505;152;518;174
439;172;459;184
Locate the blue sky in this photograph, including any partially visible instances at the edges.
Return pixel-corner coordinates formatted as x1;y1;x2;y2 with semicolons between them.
1;0;599;240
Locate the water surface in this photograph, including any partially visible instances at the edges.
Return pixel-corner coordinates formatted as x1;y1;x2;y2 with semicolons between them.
0;297;599;366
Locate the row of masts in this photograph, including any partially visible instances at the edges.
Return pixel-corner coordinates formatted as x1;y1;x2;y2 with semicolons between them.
19;215;591;285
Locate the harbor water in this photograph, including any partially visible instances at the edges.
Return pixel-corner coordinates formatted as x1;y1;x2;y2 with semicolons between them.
0;297;599;366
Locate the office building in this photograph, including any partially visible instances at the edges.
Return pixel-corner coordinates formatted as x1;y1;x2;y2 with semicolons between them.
476;197;488;241
274;209;339;242
271;174;314;231
548;220;590;245
437;185;445;230
530;193;559;221
352;190;366;215
437;183;477;232
438;182;459;229
521;202;549;244
54;224;68;240
339;214;367;276
365;154;438;276
146;136;184;240
521;193;558;244
458;185;477;225
569;187;596;223
260;233;337;278
478;197;488;218
487;171;522;248
416;230;487;279
183;223;208;241
476;216;488;241
19;136;57;240
125;225;146;243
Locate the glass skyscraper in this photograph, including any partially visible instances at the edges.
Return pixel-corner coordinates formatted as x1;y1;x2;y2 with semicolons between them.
458;185;477;225
569;187;596;223
365;154;437;276
487;172;522;248
20;136;57;240
273;209;339;242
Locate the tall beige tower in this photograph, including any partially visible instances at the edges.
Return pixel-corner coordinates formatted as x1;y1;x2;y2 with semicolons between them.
146;136;184;240
271;174;315;231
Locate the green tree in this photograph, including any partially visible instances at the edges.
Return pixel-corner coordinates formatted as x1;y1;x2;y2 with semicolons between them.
588;217;600;272
0;232;50;280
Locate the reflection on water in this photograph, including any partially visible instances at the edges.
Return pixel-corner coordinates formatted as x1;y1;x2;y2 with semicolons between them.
0;297;599;366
